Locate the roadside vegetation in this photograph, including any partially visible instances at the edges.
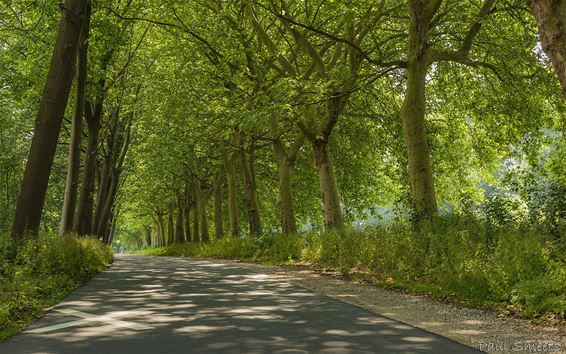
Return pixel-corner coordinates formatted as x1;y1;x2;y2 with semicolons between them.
0;234;113;341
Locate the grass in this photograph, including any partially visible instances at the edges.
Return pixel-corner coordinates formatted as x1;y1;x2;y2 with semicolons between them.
136;217;565;322
0;234;113;341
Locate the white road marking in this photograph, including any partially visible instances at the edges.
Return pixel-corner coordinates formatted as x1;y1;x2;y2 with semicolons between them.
25;308;154;334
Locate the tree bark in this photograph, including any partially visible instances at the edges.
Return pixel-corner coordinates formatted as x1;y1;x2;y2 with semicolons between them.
184;202;192;242
401;2;438;222
96;170;118;239
92;108;119;235
214;174;224;239
11;0;89;239
278;159;297;235
237;133;262;236
224;155;239;237
192;186;200;242
312;140;343;230
193;178;210;242
175;202;185;243
74;103;101;235
157;213;165;247
59;6;90;236
151;215;160;247
200;194;210;242
105;208;118;245
92;108;130;238
271;121;303;236
527;0;566;97
167;208;174;245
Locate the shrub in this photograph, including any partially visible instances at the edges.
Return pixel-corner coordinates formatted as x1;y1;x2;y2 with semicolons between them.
0;234;113;341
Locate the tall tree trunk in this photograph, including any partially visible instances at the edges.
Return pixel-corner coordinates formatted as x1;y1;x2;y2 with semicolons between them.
401;5;438;222
145;227;151;247
184;203;192;242
92;163;111;234
167;208;174;245
527;0;566;97
192;188;200;242
271;117;303;236
11;0;89;239
157;213;165;247
106;209;118;245
278;159;297;235
59;6;90;236
214;177;224;239
200;195;209;242
237;133;262;236
224;155;239;237
301;94;350;232
96;170;118;238
312;140;343;230
92;108;119;235
193;179;210;242
74;102;100;234
151;216;159;247
175;202;184;243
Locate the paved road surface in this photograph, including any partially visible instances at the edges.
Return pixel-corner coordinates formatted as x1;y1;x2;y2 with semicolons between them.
1;255;482;353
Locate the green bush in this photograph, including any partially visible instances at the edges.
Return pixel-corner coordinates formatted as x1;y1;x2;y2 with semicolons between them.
511;263;566;318
0;234;113;341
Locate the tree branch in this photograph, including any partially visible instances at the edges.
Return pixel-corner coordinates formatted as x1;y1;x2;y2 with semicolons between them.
430;0;497;63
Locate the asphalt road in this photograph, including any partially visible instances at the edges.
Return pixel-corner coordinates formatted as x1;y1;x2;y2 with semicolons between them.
1;255;482;354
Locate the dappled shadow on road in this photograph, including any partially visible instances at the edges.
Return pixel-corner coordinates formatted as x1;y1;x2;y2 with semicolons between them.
1;255;479;354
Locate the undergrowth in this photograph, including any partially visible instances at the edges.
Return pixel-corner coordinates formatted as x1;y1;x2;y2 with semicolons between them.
137;217;565;321
0;234;113;340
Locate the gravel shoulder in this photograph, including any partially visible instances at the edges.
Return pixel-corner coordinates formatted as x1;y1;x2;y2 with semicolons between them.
198;258;565;354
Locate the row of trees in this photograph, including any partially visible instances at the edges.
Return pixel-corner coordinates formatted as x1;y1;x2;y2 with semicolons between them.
1;0;565;243
2;1;145;241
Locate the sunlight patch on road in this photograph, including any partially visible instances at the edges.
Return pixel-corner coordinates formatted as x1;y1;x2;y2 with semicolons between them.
25;308;154;334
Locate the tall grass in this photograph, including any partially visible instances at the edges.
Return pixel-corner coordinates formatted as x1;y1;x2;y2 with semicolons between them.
0;234;113;340
138;217;565;320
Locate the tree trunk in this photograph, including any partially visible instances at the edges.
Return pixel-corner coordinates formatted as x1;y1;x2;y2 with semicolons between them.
200;195;209;242
279;159;297;235
145;227;151;247
224;156;239;237
192;192;200;242
214;178;224;239
151;217;159;247
527;0;566;97
92;108;119;235
59;7;90;236
175;202;184;243
106;209;118;245
96;170;118;238
401;7;438;222
271;116;303;236
193;179;209;242
237;134;262;236
167;208;174;245
184;203;192;242
157;213;165;247
313;140;343;230
11;0;88;239
74;101;100;235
